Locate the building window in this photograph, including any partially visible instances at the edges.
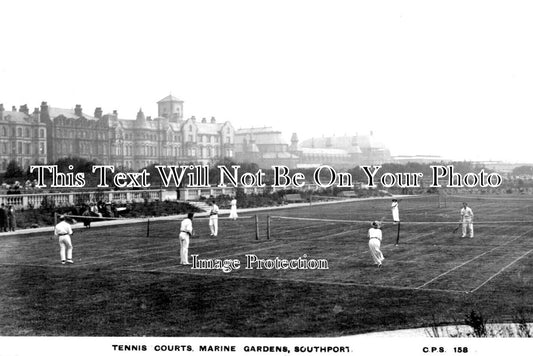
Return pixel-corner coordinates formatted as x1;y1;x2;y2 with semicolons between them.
40;129;44;138
17;127;22;137
1;127;6;136
25;128;30;137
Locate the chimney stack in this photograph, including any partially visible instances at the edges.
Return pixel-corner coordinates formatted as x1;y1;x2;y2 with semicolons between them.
94;107;103;119
113;110;118;117
201;117;207;123
40;101;50;123
210;116;216;123
19;104;29;115
12;106;17;112
74;104;82;116
0;104;4;120
31;108;40;122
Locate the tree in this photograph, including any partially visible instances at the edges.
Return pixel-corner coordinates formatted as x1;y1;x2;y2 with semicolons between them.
4;160;23;179
55;157;96;174
512;165;533;176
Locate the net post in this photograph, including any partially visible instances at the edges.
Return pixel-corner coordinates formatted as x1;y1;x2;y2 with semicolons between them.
146;218;150;238
395;221;401;246
267;215;271;240
255;215;259;240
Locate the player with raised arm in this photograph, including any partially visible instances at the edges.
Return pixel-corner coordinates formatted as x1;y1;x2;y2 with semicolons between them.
391;198;400;224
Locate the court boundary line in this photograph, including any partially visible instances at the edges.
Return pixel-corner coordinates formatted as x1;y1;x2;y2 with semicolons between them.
0;261;467;293
337;231;436;261
415;227;533;290
469;247;533;293
119;267;468;294
75;232;270;268
271;215;533;225
152;228;355;271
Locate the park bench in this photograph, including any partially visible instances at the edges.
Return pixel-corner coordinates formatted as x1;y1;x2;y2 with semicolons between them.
284;193;304;203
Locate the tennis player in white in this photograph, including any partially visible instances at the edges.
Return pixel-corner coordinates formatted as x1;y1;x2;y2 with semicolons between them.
209;200;219;237
368;220;384;268
179;213;194;265
391;199;400;224
229;197;238;220
460;202;474;238
54;215;74;265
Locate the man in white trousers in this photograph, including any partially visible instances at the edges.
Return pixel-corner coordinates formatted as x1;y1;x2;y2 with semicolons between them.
54;215;74;265
368;220;384;268
179;213;194;265
461;202;474;238
391;199;400;224
208;200;219;237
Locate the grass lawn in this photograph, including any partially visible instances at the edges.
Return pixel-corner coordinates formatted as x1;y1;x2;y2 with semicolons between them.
0;194;532;336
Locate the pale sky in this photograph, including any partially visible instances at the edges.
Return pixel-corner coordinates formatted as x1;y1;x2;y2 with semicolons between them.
1;0;533;162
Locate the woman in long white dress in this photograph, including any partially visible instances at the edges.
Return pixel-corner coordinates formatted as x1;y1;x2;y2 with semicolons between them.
368;221;384;268
229;198;238;220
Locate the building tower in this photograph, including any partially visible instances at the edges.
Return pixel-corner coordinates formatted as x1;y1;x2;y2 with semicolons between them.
157;94;184;122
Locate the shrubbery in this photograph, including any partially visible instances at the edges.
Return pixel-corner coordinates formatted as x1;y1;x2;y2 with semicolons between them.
12;201;200;229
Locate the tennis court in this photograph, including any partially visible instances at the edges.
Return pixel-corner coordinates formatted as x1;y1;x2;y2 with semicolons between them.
0;194;532;336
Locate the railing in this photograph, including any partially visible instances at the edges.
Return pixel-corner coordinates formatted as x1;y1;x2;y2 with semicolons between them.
0;183;327;209
0;190;164;209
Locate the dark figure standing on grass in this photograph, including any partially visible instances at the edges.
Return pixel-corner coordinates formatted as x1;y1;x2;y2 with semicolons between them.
7;205;16;232
0;204;7;232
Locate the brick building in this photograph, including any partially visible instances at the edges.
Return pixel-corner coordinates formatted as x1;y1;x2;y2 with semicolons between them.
0;104;47;172
0;95;235;172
